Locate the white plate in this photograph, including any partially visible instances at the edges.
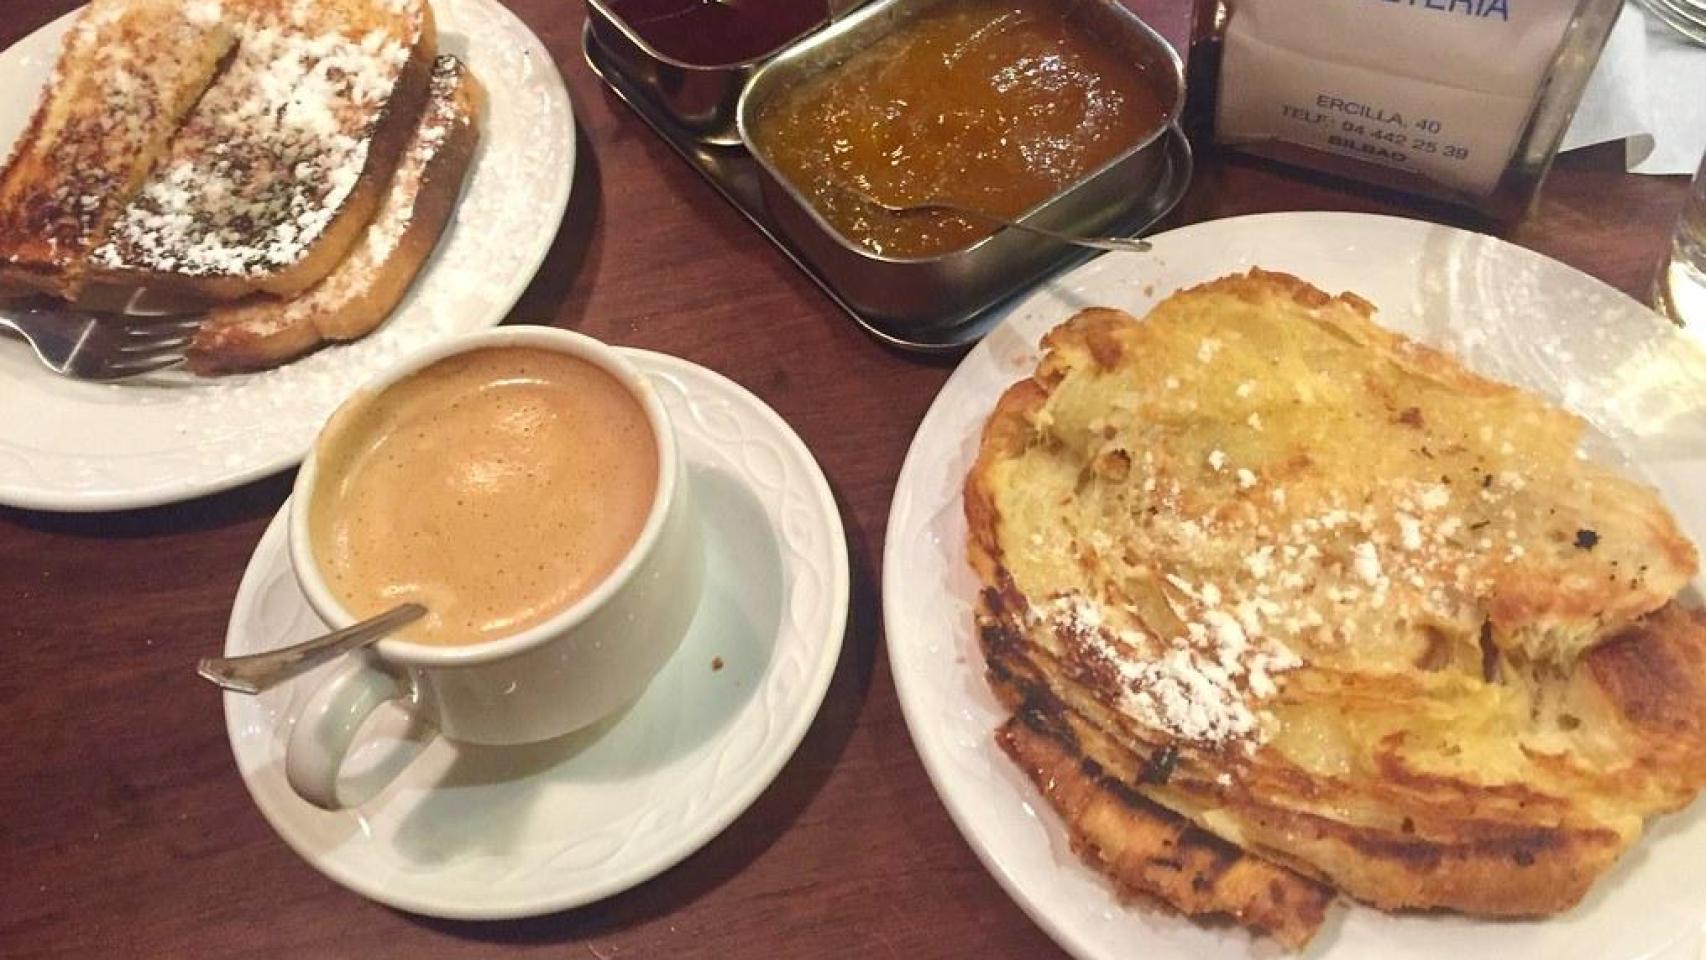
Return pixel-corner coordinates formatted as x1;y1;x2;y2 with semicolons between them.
0;0;575;512
222;351;848;919
884;212;1706;960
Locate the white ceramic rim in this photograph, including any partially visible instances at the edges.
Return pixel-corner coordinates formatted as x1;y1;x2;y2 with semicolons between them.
287;326;680;667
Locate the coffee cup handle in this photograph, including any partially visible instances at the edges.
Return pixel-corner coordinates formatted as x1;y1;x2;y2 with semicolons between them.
285;653;414;810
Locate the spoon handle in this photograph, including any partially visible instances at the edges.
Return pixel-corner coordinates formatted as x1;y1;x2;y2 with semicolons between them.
906;202;1152;253
985;217;1153;254
835;180;1154;254
197;603;427;695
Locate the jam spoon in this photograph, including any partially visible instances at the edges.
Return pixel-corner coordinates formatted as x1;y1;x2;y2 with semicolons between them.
836;183;1154;254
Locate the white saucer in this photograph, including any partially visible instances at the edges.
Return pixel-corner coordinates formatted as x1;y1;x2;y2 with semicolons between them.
222;350;848;919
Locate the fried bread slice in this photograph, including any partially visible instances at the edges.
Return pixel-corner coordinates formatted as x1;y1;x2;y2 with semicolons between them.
86;0;437;302
966;270;1706;937
0;0;235;298
996;690;1334;949
982;586;1706;920
186;54;481;374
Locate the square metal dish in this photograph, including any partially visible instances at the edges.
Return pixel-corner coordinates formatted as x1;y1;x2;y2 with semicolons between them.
585;0;816;146
736;0;1186;332
583;23;1191;352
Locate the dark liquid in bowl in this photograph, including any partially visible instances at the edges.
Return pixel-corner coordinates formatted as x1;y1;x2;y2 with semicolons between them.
754;0;1165;258
608;0;829;66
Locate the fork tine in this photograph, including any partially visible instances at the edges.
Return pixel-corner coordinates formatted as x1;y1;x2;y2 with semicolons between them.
94;352;187;380
5;299;204;380
115;334;197;356
123;286;211;318
116;317;204;337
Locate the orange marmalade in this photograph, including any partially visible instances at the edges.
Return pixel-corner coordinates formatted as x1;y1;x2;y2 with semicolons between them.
753;0;1164;258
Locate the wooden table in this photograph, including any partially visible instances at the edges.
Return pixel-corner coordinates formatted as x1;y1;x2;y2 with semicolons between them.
0;2;1689;956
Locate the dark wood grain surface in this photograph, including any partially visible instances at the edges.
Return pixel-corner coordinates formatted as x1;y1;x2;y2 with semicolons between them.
0;2;1690;957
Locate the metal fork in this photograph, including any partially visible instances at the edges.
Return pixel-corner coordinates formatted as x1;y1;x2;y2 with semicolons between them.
0;301;200;380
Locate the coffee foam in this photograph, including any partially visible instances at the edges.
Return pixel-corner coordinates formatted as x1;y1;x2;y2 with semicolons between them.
309;346;660;646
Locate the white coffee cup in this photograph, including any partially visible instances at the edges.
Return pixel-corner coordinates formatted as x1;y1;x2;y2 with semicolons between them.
283;326;703;810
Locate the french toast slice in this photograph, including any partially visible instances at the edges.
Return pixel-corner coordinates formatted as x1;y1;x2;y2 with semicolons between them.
85;0;437;302
966;270;1706;941
0;0;235;299
186;54;481;374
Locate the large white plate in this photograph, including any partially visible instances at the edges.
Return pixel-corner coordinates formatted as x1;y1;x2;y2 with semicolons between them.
884;212;1706;960
224;350;849;918
0;0;575;512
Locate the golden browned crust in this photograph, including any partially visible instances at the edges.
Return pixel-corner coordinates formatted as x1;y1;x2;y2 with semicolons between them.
966;268;1706;940
186;55;482;374
0;0;234;298
964;378;1041;584
315;57;480;340
1580;605;1706;802
997;710;1334;950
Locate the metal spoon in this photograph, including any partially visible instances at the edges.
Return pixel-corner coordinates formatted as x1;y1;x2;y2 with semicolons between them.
197;603;426;695
835;182;1153;254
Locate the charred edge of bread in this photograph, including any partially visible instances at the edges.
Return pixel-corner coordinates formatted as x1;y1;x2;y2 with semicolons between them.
982;593;1336;949
986;565;1635;918
185;55;482;375
996;704;1335;950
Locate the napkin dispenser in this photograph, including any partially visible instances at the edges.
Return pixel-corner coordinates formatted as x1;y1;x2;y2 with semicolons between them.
1186;0;1622;222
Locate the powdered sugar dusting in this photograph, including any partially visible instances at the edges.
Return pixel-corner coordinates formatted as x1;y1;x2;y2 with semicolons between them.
159;1;564;417
194;56;476;348
1044;589;1300;748
91;4;420;279
185;0;224;27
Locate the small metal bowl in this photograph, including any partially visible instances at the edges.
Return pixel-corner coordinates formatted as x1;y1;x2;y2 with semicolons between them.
737;0;1187;332
585;0;825;146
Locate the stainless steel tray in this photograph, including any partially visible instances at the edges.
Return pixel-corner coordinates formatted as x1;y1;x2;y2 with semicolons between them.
582;23;1193;353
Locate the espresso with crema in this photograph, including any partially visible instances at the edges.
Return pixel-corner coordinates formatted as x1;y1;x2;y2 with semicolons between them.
308;347;660;646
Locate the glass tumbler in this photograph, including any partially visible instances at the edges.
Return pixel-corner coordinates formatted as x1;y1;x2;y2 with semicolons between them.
1656;150;1706;328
